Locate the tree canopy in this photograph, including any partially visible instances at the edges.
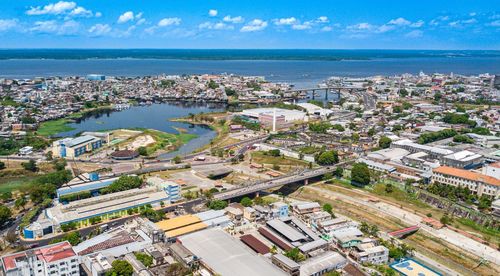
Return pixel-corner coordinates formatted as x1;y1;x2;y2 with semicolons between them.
351;163;371;186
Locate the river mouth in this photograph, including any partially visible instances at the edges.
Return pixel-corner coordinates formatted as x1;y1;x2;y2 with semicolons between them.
54;102;226;157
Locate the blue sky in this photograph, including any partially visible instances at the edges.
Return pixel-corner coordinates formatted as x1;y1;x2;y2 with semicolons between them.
0;0;499;49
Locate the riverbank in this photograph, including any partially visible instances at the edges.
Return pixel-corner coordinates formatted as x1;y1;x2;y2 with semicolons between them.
169;111;230;153
36;105;113;136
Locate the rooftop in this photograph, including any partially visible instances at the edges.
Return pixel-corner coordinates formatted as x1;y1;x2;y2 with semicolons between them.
2;241;76;271
179;228;286;276
267;219;307;242
433;166;500;186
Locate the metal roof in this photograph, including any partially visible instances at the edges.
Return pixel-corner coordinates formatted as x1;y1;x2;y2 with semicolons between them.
267;219;307;242
179;229;286;276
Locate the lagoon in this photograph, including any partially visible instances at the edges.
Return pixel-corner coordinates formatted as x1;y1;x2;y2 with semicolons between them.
54;102;225;158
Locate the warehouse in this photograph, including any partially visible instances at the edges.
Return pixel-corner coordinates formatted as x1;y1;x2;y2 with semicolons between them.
46;186;169;225
179;229;287;276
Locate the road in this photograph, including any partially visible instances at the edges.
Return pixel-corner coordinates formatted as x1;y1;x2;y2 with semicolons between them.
20;198;203;247
214;164;347;200
306;185;500;266
361;92;377;110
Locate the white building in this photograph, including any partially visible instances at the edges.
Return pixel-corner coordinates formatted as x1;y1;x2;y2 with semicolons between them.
351;240;389;265
432;166;500;198
1;241;79;276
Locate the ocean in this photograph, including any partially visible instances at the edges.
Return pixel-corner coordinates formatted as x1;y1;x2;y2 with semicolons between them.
0;49;499;87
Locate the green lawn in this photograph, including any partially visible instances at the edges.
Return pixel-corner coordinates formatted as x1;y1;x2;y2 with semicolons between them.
37;119;75;136
0;177;35;193
142;129;198;155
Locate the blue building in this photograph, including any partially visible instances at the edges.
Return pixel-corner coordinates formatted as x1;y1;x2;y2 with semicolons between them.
86;74;106;81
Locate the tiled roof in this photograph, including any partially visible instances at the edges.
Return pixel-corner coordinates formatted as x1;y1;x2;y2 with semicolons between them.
434;166;500;186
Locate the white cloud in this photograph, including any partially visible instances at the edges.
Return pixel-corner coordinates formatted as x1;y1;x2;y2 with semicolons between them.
30;20;79;35
241;19;267;32
0;19;17;32
347;22;373;31
137;18;146;25
462;18;477;24
405;30;423;38
376;24;395;33
88;23;111;36
388;17;411;26
292;21;313;30
410;20;424;28
449;21;460;27
95;12;102;18
488;20;500;27
223;15;244;24
117;11;134;24
69;6;92;17
27;1;76;15
469;12;477;17
274;17;297;26
316;16;329;23
320;26;332;32
199;21;233;30
208;9;218;17
158;17;181;27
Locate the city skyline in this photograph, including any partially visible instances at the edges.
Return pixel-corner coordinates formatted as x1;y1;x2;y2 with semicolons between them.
0;0;498;49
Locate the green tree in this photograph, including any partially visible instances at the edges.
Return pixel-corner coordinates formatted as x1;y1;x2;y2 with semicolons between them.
134;252;153;268
106;260;133;276
140;207;165;222
322;203;333;214
172;155;182;164
137;146;148;156
0;161;5;170
22;159;38;172
208;200;228;210
333;167;344;178
284;248;306;262
0;204;12;225
385;183;394;193
378;136;392;149
316;150;339;165
15;197;27;210
0;192;12;202
65;232;81;246
101;175;142;194
240;197;253;207
351;163;371;186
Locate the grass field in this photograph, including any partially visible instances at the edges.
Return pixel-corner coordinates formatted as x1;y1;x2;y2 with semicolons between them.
251;151;309;167
143;129;197;155
0;176;35;193
36;119;75;136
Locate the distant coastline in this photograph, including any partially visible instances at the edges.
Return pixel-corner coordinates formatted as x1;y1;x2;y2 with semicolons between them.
1;49;500;61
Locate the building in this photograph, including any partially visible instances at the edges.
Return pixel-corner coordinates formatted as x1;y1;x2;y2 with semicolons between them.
18;146;33;155
272;254;300;276
483;162;500;179
46;186;169;226
466;133;500;148
86;74;106;81
178;228;287;276
1;241;79;276
350;241;389;265
292;202;321;216
441;150;483;169
52;135;103;158
56;176;120;199
432;166;500;198
300;251;348;276
147;177;181;202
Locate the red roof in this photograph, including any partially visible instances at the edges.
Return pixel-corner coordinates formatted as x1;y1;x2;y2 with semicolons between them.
240;234;270;254
258;227;293;251
2;241;76;271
